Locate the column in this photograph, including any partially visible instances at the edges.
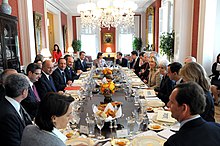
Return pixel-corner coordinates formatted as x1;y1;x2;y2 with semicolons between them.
17;0;36;66
173;0;194;63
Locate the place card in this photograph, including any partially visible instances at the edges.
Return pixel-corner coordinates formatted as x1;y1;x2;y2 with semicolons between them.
79;125;89;135
116;129;128;138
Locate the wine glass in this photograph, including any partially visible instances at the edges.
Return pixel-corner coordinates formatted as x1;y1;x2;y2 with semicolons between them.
95;116;105;139
136;114;143;133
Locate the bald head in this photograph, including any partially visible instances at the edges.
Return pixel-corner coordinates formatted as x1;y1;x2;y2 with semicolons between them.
1;69;17;85
42;60;53;75
184;56;196;64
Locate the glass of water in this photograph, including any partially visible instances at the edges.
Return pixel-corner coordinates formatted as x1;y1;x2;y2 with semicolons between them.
126;116;135;136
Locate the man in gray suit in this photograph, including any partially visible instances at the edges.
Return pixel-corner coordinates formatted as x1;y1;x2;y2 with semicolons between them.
0;74;32;146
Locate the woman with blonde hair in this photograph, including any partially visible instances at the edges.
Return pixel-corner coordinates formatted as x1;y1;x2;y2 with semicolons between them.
180;62;215;122
147;56;161;89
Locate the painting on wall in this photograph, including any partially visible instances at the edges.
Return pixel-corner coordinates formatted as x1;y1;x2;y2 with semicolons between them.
33;11;43;54
103;33;113;44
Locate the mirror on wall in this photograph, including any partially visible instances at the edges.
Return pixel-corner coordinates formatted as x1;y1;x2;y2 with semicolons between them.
33;11;42;54
146;6;155;51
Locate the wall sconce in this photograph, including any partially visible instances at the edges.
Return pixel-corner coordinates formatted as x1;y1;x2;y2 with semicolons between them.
106;47;112;57
40;48;51;59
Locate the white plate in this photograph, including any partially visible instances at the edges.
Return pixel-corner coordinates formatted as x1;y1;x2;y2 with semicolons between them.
148;123;164;131
111;139;130;146
132;136;165;146
65;138;94;146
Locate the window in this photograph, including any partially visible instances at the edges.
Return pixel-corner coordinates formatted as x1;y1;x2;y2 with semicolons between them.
118;34;133;56
81;34;97;60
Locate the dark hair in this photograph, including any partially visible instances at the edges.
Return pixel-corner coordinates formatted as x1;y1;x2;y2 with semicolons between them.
34;54;44;63
53;44;61;53
35;92;74;132
79;51;85;56
97;52;103;59
168;62;182;74
174;81;206;115
26;63;41;75
64;54;72;61
117;52;122;56
58;58;66;64
5;74;29;98
139;52;145;57
216;53;220;63
131;50;138;56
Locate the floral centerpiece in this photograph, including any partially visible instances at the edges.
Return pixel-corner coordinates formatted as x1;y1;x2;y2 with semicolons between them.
100;68;115;103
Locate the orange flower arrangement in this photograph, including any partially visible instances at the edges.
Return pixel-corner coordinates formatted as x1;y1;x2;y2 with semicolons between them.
100;81;115;95
102;68;112;75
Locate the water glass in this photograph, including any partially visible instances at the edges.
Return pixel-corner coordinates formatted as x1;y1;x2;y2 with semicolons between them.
126;116;135;136
87;117;95;137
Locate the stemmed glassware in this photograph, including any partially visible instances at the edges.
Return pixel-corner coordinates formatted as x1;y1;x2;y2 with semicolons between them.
95;116;105;139
136;114;143;133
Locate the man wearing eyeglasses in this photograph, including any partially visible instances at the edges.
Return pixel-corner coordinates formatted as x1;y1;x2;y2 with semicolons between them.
21;63;41;120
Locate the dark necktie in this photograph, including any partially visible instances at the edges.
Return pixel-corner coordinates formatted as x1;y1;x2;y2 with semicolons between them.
20;105;32;125
32;84;40;102
49;76;57;92
61;71;66;83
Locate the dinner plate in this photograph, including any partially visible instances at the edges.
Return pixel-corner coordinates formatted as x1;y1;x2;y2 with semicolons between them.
148;123;164;131
111;139;130;146
132;136;165;146
65;138;94;146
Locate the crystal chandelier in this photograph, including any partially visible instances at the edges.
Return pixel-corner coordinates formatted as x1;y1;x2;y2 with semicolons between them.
77;0;138;30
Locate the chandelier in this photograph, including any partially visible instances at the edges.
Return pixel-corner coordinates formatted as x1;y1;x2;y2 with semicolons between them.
77;0;138;30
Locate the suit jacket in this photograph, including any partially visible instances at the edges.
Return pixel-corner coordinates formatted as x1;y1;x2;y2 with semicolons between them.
65;67;79;82
21;86;39;120
75;58;88;72
0;84;5;100
164;117;220;146
0;98;31;146
129;57;141;76
155;74;174;105
35;73;57;99
147;68;161;89
116;58;128;67
52;68;67;91
139;62;150;81
201;91;215;122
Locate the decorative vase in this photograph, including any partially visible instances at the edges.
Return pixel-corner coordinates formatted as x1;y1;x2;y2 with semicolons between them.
103;94;113;103
0;0;12;15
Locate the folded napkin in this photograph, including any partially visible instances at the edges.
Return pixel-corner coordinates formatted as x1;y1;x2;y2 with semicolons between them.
157;129;175;139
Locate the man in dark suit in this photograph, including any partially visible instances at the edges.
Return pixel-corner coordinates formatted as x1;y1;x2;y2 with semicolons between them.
0;69;17;99
164;82;220;146
64;55;79;81
129;50;141;76
52;58;72;91
139;52;150;83
21;63;41;120
116;52;128;67
167;62;183;85
35;60;58;99
0;73;32;146
75;51;88;73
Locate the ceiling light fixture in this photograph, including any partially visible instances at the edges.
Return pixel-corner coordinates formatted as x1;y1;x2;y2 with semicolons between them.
77;0;138;30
